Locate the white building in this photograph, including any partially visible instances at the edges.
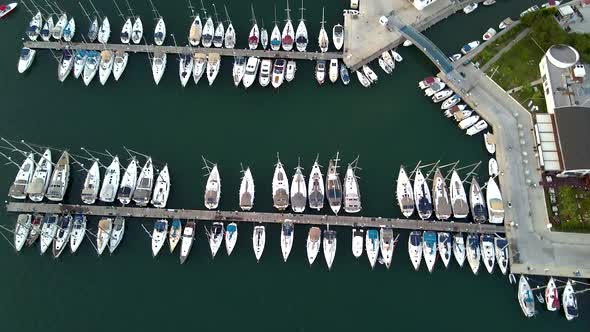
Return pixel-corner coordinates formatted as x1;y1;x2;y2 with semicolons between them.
410;0;439;11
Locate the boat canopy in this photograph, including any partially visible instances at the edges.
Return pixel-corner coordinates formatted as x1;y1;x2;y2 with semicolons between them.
282;35;293;44
424;231;436;242
334;25;343;34
20;48;30;57
410;233;421;245
368;229;378;239
154;32;164;41
309;227;321;240
227;224;237;232
282;223;294;234
98;219;111;230
271;38;281;46
248;35;258;43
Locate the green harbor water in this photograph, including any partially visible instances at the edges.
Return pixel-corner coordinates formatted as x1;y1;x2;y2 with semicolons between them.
0;0;588;330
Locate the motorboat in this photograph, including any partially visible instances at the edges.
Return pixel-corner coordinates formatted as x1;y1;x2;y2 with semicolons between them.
52;215;72;258
88;16;98;42
83;51;100;86
351;228;363;258
362;65;378;83
206;53;221;85
72;50;87;78
97;16;110;43
308;159;324;210
69;214;86;253
466;233;481;275
39;214;58;254
179;220;195;264
98;50;114;85
153;17;166;45
151;219;168;257
469;177;487;223
271;58;286;88
151;52;167;85
453;233;466;267
466;120;488;135
380;228;396;269
437;232;452;268
99;156;120;203
422;231;437;273
484;132;496;154
40;16;53;41
96;217;113;255
449;171;468;218
63;17;75;42
27;149;52;202
204;164;221;209
252;225;266;262
315;60;326;84
461;41;480;54
418;76;440;89
480;234;495;274
272;156;290;211
225;222;238;255
463;3;478;14
458;115;480;130
396;166;415;218
131;16;143;44
413;169;432;220
280;221;294;262
239;167;255;211
378;59;392;75
408;231;422;270
494;236;509;274
151;165;170;208
295;0;307;52
281;1;294;51
285;60;296;82
57;49;74;82
208;222;224;258
243;57;260;88
391;50;403;62
318;8;329;52
340;64;350;85
343;163;361;213
449;53;462;62
486;177;504;224
179;53;194;87
483;28;496;41
518;276;535;317
133;158;154;206
192;53;207;84
332;24;343;50
325;153;342;215
356;70;370;87
328;59;339;83
189;14;202;46
441;94;461;110
248;5;259;49
483;0;496;5
381;51;395;70
520;5;539;18
120;17;132;43
270;17;281;51
117;158;138;205
26;11;42;41
432;168;451;220
545;277;560;312
403;39;413;46
323;229;337;270
81;161;100;204
232;56;246;87
46;151;70;202
445;105;468;118
563;280;578;320
290;164;307;213
8;153;35;200
168;218;182;253
14;214;32;252
212;10;224;48
425;82;446;97
432;89;453;102
52;13;67;40
113;50;128;81
498;18;511;30
306;226;321;265
542;1;561;8
224;15;235;48
109;216;125;254
365;229;379;269
26;214;43;247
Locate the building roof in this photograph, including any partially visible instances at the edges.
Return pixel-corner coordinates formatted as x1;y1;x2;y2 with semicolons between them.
543;51;590;109
554;107;590;170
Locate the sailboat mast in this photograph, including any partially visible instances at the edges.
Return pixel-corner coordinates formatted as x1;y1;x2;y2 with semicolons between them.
88;0;101;21
187;0;195;18
250;4;257;25
224;4;231;24
112;0;125;20
285;0;291;21
124;0;135;18
299;0;305;21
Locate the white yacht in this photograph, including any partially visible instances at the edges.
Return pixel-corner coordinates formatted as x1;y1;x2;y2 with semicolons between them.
212;7;224;48
356;70;370;87
437;232;452;268
271;58;286;88
365;229;379;269
469;177;488;223
52;215;72;258
239;167;255;211
208;222;224;258
486;177;504;224
179;53;194;87
453;233;466;267
112;50;128;81
281;1;294;51
270;13;281;51
252;225;266;262
120;17;132;43
484;132;496;154
480;234;495;274
422;231;437;273
40;15;53;41
458;115;479;130
8;153;35;200
546;279;560;311
152;52;167;85
295;0;307;52
243;57;260;88
518;276;535;318
396;166;415;218
449;171;469;218
150;165;170;208
323;229;337;270
325;153;342;214
225;222;238;256
466;120;488;135
332;24;343;50
98;50;114;85
204;164;221;209
133;158;154;206
318;7;328;52
153;17;166;45
206;53;221;85
308;159;325;210
81;161;100;204
39;214;58;255
351;228;363;258
131;16;143;44
96;217;113;255
46;151;70;202
83;51;100;86
306;226;321;265
413;169;433;220
57;49;74;82
286;60;296;82
466;233;481;275
408;231;422;271
328;58;338;83
258;59;272;87
14;214;32;252
432;168;451;220
489;158;498;177
189;14;202;46
563;280;578;321
27;149;52;202
69;214;86;253
26;214;43;247
315;60;326;84
17;47;36;74
260;25;268;49
378;57;392;74
494;236;509;275
224;9;235;48
432;89;453;102
109;216;125;254
248;5;259;49
72;50;86;78
26;11;43;41
272;156;290;211
99;156;120;203
290;164;307;213
180;220;196;264
118;158;138;205
232;56;246;87
151;219;168;257
97;17;111;43
52;13;67;40
202;14;214;47
362;65;378;83
168;219;182;253
280;221;294;262
192;53;207;84
391;50;403;62
380;228;395;269
382;51;395;70
343;163;361;213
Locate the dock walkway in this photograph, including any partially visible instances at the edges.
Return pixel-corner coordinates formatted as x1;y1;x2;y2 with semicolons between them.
5;202;504;234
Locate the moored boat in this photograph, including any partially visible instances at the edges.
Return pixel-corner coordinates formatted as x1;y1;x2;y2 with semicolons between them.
117;158;138;205
315;60;326;84
343;163;361;213
99;156;120;203
97;17;110;43
280;221;294;262
306;226;321;265
204;164;221;209
408;231;422;270
352;228;363;258
318;8;329;52
483;27;496;41
494;236;509;274
153;17;166;46
150;165;170;208
463;3;478;14
271;58;286;88
57;49;74;82
469;177;487;223
26;11;42;41
248;5;259;49
484;132;496;154
208;222;224;258
168;218;182;253
437;232;452;268
225;222;238;256
323;229;337;270
14;214;32;252
179;220;196;264
72;50;87;78
8;153;35;200
239;167;255;211
281;0;294;51
96;217;113;255
453;233;466;267
252;224;266;262
27;149;52;202
46;151;70;202
39;214;58;255
63;17;75;42
83;51;100;86
206;53;221;86
422;231;437;273
232;56;246;87
518;276;536;317
449;171;468;218
202;13;214;47
17;47;36;74
356;70;370;87
69;214;86;253
325;153;342;214
132;157;154;206
340;64;350;85
258;59;271;87
133;17;143;44
192;53;207;84
151;219;168;257
365;229;379;269
295;0;307;52
109;216;125;254
328;59;339;83
461;41;480;54
98;49;114;85
26;214;43;247
81;161;100;204
151;52;167;85
332;24;343;50
413;169;432;220
362;65;378;83
432;168;451;220
396;166;415;218
178;53;194;87
120;17;132;43
380;228;396;269
466;233;481;275
563;280;578;320
290;163;307;213
432;89;453;102
480;234;495;274
418;76;440;89
272;155;290;211
308;159;324;210
486;177;504;224
466;120;488;136
52;214;72;258
545;277;560;312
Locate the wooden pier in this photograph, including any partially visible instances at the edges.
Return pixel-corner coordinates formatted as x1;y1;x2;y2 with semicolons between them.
5;202;504;234
22;41;343;61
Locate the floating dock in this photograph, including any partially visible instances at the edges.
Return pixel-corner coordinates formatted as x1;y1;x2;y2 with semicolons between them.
5;202;504;234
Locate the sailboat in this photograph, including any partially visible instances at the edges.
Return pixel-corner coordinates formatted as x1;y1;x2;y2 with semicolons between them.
466;233;481;275
408;231;422;270
248;4;259;49
318;8;329;52
192;53;207;84
98;49;114;85
225;222;238;256
40;15;53;41
308;158;324;210
437;232;452;268
365;229;379;269
132;158;154;206
188;0;202;46
151;219;168;257
81;161;100;204
109;216;125;253
396;166;415;218
83;51;100;86
179;53;194;87
362;65;378;83
52;215;72;258
260;21;268;49
72;50;87;79
380;228;396;269
252;225;266;262
271;59;286;89
356;70;370;87
453;233;466;267
351;228;364;258
99;156;120;203
113;50;129;81
26;11;42;41
340;64;350;85
8;153;35;200
206;53;220;85
270;6;281;51
378;57;392;74
212;4;224;48
323;229;337;270
469;177;487;223
449;170;468;218
332;24;343;50
96;217;112;255
152;3;166;46
545;278;560;311
200;7;214;47
280;221;294;262
315;60;326;84
480;234;495;274
120;18;132;44
563;280;578;320
69;214;86;253
52;12;67;40
295;0;307;52
14;214;31;252
208;222;224;258
26;214;43;247
168;219;182;253
518;276;536;318
57;49;74;82
27;149;52;202
118;158;138;205
422;231;437;273
151;52;167;85
258;59;271;87
83;4;96;41
281;0;294;51
39;214;58;255
97;17;111;43
306;226;321;265
130;13;143;44
286;60;296;82
204;164;221;209
328;59;338;83
224;5;235;48
179;220;196;264
272;155;290;211
486;177;504;224
232;56;246;87
151;165;170;208
432;168;451;220
343;162;361;213
46;151;70;202
63;17;75;42
325;153;342;214
242;57;259;88
290;162;307;213
494;236;509;275
239;167;255;211
413;169;432;220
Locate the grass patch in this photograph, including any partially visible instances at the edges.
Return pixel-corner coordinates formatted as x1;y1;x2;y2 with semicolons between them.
512;81;548;113
473;23;527;66
552;186;590;233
